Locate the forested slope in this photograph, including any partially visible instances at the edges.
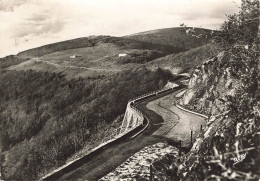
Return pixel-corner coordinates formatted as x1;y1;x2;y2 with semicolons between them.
0;68;172;180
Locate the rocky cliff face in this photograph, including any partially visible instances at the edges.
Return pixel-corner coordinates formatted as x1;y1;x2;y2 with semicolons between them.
175;47;259;180
149;46;259;180
179;51;239;116
176;51;243;155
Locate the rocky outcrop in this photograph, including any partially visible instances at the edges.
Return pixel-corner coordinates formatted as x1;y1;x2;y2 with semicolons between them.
174;50;245;179
179;52;239;116
174;51;241;155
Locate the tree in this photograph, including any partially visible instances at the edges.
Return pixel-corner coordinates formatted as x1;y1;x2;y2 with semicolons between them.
178;0;260;180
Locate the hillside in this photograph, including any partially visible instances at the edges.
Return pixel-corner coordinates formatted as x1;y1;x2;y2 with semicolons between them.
126;27;211;49
0;67;174;180
17;35;184;58
177;45;259;180
1;27;212;80
146;1;260;180
17;27;211;59
147;43;220;74
0;27;215;180
0;0;256;180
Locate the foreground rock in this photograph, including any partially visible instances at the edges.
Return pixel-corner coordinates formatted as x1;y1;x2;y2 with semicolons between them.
100;142;178;180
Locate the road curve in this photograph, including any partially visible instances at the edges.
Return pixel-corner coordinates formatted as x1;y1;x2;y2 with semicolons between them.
46;87;183;181
146;93;207;147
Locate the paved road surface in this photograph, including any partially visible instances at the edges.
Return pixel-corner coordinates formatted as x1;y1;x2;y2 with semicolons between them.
52;89;206;180
147;93;206;147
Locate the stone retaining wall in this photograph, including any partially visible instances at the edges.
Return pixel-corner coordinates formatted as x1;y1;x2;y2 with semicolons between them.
41;85;180;180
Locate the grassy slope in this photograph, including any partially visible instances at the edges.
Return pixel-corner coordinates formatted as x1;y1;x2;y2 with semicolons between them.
3;27;212;79
126;27;211;49
17;36;102;58
17;35;186;58
147;43;220;74
17;27;210;59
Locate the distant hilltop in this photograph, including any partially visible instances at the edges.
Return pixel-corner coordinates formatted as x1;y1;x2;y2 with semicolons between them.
17;27;212;58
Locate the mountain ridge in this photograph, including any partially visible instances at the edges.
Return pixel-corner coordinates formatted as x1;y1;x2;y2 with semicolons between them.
17;27;211;58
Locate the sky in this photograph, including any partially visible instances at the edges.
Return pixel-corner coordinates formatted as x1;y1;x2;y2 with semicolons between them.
0;0;241;58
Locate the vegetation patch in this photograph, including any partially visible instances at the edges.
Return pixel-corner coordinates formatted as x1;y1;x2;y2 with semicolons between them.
0;67;173;180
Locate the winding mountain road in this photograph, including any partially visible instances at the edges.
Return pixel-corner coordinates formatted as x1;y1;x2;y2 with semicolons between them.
146;93;206;146
46;87;206;181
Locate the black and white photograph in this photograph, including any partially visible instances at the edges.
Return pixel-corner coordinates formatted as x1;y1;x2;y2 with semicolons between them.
0;0;259;180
